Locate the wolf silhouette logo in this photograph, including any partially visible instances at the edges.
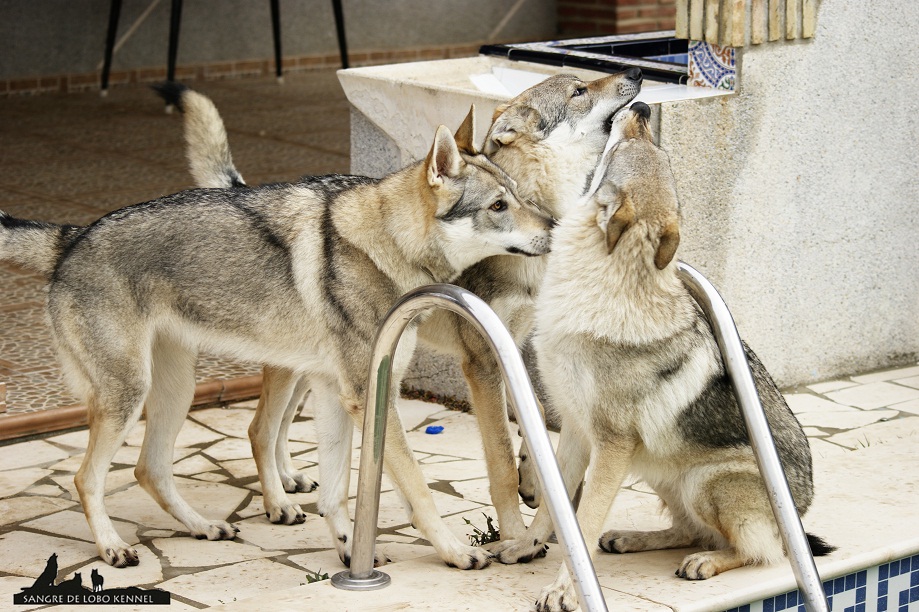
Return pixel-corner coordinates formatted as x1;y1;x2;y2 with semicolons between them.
14;554;170;605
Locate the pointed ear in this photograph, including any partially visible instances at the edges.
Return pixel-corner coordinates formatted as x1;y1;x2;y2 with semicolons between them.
602;191;636;254
426;125;463;188
654;217;680;269
483;105;538;155
454;105;478;155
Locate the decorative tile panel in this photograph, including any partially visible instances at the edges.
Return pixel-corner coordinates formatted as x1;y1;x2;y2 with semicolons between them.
688;40;736;90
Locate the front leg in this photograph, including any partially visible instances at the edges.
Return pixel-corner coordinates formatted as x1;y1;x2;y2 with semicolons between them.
488;420;591;564
536;437;635;612
462;355;527;540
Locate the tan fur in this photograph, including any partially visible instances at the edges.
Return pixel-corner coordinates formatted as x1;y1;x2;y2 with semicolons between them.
488;105;822;611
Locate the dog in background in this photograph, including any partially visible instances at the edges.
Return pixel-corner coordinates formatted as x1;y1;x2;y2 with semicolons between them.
488;102;833;611
155;69;643;552
0;121;553;569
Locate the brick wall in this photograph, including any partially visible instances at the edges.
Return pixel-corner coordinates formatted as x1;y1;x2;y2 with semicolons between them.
558;0;676;37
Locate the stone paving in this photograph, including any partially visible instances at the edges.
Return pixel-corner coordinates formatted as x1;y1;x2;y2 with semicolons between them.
0;362;918;609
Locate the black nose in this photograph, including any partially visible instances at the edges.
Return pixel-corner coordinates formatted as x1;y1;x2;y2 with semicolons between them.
625;67;642;82
631;101;651;119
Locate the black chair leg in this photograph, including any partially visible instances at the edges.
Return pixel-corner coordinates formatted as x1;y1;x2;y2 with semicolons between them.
331;0;349;69
101;0;123;95
270;0;282;80
167;0;183;83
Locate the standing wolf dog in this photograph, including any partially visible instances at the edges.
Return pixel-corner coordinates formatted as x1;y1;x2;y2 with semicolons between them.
0;123;554;569
488;103;832;611
158;68;642;556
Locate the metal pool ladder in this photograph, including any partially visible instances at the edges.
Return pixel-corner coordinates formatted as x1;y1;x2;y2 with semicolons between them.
331;264;829;612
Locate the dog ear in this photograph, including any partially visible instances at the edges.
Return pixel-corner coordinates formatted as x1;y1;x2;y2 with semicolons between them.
426;125;463;188
595;187;635;254
454;105;478;155
654;217;680;269
483;105;538;154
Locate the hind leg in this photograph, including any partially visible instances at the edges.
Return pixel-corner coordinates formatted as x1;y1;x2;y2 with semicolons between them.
249;366;307;524
135;335;238;540
676;469;784;580
77;392;147;567
275;374;317;494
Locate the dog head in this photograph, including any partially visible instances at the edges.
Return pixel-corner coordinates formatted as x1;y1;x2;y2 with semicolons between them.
422;124;554;271
591;102;680;270
483;68;643;156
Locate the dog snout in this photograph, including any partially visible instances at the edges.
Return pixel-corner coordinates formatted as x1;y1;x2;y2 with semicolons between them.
625;67;643;83
631;101;651;119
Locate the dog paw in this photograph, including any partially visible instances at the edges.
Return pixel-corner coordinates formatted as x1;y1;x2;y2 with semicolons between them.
676;552;718;580
535;582;578;611
443;546;493;570
192;521;240;541
103;546;140;568
338;541;391;568
265;501;306;525
281;471;319;494
599;530;639;554
486;538;549;565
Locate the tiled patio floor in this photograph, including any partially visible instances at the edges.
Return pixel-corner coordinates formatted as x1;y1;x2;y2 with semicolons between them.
1;363;918;610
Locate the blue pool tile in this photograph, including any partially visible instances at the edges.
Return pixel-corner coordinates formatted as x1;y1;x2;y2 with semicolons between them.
910;585;919;601
881;582;889;596
891;560;901;577
764;599;774;612
857;586;866;602
912;570;919;587
882;565;890;580
776;593;786;609
857;571;867;588
855;604;865;612
846;573;857;590
899;589;908;606
879;597;888;612
787;591;798;606
836;577;846;593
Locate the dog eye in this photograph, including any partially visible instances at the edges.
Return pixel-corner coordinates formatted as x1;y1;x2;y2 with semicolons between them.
571;87;587;98
490;200;507;212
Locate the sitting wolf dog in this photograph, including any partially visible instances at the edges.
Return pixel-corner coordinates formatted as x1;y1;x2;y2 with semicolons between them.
489;102;833;611
0;125;553;569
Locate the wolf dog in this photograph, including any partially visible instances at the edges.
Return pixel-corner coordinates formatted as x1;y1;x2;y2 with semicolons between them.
156;68;642;557
487;103;833;611
0;123;554;569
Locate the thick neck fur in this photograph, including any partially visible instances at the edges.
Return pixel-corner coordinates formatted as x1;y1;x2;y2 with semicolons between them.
538;205;696;345
330;160;460;292
490;134;602;221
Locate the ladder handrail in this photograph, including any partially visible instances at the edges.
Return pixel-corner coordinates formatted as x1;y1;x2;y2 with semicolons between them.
677;262;828;612
331;283;608;611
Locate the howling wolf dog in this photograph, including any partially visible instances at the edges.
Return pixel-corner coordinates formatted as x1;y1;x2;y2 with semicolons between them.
488;102;833;611
157;67;642;561
0;122;553;569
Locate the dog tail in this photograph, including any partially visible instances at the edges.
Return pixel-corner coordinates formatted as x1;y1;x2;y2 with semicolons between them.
806;533;837;556
0;211;81;277
151;81;246;189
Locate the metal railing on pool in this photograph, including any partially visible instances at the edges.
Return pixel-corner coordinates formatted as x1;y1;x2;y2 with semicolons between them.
331;264;829;612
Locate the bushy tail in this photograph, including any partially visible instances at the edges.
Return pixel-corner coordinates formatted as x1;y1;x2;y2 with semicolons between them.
0;211;80;277
807;533;836;556
151;82;246;189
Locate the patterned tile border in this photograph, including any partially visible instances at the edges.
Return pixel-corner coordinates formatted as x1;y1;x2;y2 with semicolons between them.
722;553;919;612
688;40;736;90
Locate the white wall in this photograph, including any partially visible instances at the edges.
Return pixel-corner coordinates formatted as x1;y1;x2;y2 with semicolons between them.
663;0;919;384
